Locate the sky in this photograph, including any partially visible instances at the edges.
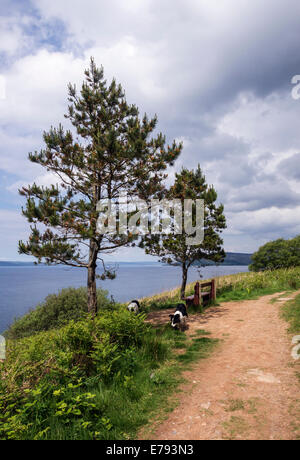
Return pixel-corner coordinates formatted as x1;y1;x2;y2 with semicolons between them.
0;0;300;261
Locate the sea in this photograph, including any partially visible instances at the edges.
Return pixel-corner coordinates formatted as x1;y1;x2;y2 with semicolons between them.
0;262;248;333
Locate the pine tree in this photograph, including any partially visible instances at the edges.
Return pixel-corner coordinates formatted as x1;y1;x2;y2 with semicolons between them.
141;166;226;299
19;58;182;314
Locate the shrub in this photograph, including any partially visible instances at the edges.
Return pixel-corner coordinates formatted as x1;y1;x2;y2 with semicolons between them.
250;235;300;271
0;380;102;440
2;310;153;391
5;287;110;340
0;307;181;440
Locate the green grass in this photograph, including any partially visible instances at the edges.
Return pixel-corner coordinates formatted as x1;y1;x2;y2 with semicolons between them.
224;399;245;412
176;337;219;366
190;329;212;337
34;361;183;440
281;293;300;335
141;267;300;312
281;292;300;431
222;415;249;439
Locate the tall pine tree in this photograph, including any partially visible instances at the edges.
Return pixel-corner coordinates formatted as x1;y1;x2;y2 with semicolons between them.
141;166;226;299
19;58;182;314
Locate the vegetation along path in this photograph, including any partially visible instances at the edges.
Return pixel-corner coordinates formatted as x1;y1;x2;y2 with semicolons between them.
145;292;300;440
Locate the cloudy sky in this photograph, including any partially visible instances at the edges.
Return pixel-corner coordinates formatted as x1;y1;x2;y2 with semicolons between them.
1;0;300;261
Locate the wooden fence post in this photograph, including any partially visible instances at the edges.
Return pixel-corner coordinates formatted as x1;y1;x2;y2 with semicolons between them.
211;279;216;301
194;282;200;307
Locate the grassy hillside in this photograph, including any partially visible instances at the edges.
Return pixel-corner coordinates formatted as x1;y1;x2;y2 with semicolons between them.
5;287;111;340
281;293;300;336
142;267;300;309
0;310;218;440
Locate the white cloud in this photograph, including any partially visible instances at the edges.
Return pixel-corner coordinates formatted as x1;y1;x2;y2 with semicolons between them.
0;49;86;129
229;206;300;236
0;17;25;55
218;92;300;156
1;0;300;259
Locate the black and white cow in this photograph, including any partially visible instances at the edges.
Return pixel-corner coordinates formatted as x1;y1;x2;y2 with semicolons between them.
127;300;140;314
169;303;188;331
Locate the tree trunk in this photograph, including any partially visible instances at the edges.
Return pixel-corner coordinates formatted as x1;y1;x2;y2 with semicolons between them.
180;265;188;299
87;240;98;316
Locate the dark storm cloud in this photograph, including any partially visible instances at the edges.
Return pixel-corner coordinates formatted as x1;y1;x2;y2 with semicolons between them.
228;183;300;212
147;0;300;113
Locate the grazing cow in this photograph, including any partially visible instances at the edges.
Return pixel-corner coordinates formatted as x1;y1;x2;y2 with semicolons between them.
169;303;188;331
127;300;140;314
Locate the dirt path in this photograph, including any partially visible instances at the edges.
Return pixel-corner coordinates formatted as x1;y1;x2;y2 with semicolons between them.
145;292;300;440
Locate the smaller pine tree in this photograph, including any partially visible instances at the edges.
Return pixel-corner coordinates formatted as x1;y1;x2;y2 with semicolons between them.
141;166;226;298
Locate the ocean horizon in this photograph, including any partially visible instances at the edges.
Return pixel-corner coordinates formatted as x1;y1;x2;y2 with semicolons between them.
0;262;248;333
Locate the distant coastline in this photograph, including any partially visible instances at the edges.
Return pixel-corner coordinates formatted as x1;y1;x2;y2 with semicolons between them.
197;252;252;267
0;252;252;267
0;261;36;266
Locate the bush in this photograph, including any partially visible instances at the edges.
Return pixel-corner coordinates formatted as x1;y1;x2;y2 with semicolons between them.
0;307;184;440
5;287;111;340
3;310;150;389
250;235;300;272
